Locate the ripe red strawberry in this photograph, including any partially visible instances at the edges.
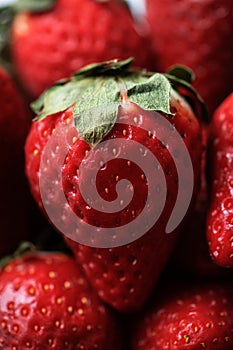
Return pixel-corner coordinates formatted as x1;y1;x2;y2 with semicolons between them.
25;59;202;312
131;282;233;349
10;0;155;98
145;0;233;114
171;126;230;279
0;65;32;256
207;93;233;267
0;250;121;349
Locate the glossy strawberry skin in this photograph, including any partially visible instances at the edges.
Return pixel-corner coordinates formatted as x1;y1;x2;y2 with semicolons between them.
146;0;233;114
0;66;32;256
0;252;121;350
25;90;202;312
11;0;155;98
207;93;233;267
131;283;233;349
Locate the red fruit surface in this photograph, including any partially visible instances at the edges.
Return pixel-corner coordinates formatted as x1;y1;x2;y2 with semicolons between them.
0;66;32;256
131;283;233;349
146;0;233;114
172;126;230;279
11;0;155;98
207;93;233;267
0;251;121;349
25;87;201;312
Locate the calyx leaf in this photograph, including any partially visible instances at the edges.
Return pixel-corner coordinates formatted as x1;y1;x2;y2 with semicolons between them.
166;65;209;122
32;59;175;146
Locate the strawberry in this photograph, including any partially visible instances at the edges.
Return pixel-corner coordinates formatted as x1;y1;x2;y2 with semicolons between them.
0;65;33;256
206;93;233;267
145;0;233;114
131;282;233;349
0;249;121;349
9;0;155;98
25;59;203;312
171;126;230;279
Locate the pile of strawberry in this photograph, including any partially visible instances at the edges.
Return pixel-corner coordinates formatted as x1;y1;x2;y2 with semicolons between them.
0;0;233;349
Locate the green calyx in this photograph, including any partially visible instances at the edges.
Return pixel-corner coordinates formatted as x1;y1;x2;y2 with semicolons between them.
165;65;209;122
0;241;36;271
32;59;208;146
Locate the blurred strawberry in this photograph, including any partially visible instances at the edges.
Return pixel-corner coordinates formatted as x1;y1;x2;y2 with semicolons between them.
131;281;233;349
9;0;155;98
146;0;233;114
207;93;233;267
172;125;230;279
0;65;32;256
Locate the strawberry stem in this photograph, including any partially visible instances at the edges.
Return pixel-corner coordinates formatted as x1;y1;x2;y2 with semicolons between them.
0;241;37;270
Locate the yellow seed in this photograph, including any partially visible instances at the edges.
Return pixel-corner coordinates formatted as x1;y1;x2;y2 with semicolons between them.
64;281;71;289
12;325;19;332
123;129;127;136
1;321;6;329
66;118;71;124
28;287;35;296
55;320;60;328
184;335;190;344
56;298;63;305
78;308;84;316
81;297;88;305
72;136;77;144
49;271;56;279
67;306;73;313
33;149;39;156
41;307;47;315
134;117;138;124
34;325;39;332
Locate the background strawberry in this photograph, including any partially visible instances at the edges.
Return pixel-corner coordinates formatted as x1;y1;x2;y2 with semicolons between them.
145;0;233;114
0;250;122;349
207;93;233;267
131;281;233;349
0;65;33;256
171;125;231;279
25;60;202;312
9;0;155;98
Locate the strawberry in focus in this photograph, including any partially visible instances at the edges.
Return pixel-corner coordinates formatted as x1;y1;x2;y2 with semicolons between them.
11;0;155;98
207;93;233;267
25;59;202;312
146;0;233;114
131;282;233;349
0;250;121;349
0;66;32;256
